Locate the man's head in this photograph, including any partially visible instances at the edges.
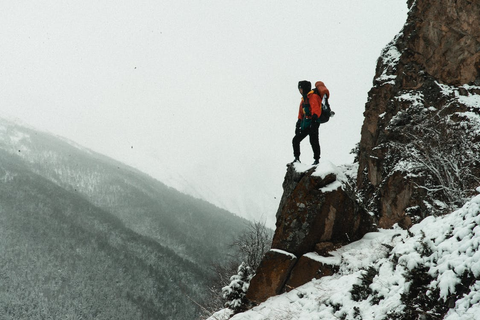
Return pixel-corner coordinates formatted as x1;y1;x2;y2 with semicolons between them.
298;80;311;95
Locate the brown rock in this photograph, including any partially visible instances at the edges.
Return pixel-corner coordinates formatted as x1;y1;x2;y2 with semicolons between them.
246;250;297;304
272;166;373;256
406;0;480;86
378;171;414;229
357;0;480;228
284;255;338;291
246;165;373;304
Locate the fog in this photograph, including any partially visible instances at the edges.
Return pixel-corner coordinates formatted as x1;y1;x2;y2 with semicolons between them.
0;0;408;227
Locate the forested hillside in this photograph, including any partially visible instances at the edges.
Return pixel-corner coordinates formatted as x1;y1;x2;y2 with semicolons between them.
0;118;249;319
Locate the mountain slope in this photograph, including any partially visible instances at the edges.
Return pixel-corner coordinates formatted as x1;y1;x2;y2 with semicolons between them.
0;118;248;319
210;190;480;320
1;117;247;266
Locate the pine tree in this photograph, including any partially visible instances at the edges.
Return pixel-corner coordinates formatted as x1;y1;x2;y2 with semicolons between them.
221;262;254;313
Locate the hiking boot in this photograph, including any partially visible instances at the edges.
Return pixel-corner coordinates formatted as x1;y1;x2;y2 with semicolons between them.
289;157;300;165
312;159;319;165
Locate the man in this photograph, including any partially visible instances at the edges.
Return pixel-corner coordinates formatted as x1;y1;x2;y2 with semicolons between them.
292;80;329;165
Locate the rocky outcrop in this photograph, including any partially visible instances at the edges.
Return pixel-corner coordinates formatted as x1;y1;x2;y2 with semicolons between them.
246;162;374;304
272;163;372;256
357;0;480;228
245;0;480;308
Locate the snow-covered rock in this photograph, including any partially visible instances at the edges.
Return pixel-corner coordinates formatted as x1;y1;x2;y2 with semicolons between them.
210;192;480;320
245;160;373;304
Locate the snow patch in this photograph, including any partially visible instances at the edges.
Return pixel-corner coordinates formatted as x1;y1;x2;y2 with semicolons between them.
313;160;348;192
208;308;234;320
437;81;480;109
395;91;424;107
312;160;344;179
270;249;296;260
303;230;402;271
293;160;349;193
375;34;402;85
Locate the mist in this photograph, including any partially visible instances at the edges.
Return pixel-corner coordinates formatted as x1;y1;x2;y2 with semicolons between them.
0;0;409;227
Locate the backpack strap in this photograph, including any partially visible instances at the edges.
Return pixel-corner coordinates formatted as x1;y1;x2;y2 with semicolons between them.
302;94;311;117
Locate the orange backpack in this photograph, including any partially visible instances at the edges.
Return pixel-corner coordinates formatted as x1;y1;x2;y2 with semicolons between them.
312;81;334;123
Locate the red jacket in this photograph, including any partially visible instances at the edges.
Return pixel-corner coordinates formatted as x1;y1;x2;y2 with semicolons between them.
297;81;330;120
297;91;322;120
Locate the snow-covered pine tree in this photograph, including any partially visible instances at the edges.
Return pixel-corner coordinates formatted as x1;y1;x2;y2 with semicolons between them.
222;262;254;313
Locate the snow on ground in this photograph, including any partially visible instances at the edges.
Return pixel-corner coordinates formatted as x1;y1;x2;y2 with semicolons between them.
297;160;360;196
209;190;480;320
291;159;350;194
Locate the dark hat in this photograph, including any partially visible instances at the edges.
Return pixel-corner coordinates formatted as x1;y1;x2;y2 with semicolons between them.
298;80;311;92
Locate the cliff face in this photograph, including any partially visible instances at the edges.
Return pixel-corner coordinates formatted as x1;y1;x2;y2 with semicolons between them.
404;0;480;86
246;0;480;306
357;0;480;228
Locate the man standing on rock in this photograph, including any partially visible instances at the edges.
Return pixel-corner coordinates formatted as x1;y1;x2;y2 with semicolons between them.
292;80;329;165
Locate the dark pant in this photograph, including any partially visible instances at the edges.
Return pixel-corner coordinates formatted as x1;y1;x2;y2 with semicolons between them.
292;122;320;160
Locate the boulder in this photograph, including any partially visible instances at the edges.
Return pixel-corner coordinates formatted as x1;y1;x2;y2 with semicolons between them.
284;254;338;292
245;249;297;304
272;163;373;256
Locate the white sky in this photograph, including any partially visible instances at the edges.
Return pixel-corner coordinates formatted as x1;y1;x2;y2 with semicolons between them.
1;1;408;228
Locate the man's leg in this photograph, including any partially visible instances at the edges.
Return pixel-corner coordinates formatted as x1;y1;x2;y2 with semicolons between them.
309;122;321;160
292;130;309;160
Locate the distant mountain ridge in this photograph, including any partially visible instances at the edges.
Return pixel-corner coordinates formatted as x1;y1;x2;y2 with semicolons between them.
0;117;248;319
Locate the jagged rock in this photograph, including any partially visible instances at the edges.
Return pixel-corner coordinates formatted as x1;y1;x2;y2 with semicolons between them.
357;0;480;228
284;254;338;292
246;162;374;303
272;163;373;256
245;249;297;304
